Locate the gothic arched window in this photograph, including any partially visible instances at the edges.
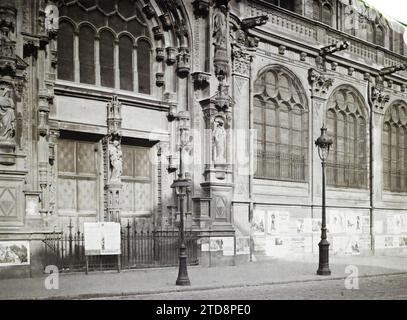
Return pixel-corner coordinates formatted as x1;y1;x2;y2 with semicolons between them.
326;88;368;188
137;39;151;95
264;0;295;12
313;0;332;26
382;102;407;192
375;25;385;47
79;25;96;85
58;20;75;81
254;67;309;182
58;0;152;94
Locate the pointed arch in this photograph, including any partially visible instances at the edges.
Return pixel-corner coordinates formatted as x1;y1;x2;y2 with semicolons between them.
382;100;407;192
326;86;368;188
254;65;309;182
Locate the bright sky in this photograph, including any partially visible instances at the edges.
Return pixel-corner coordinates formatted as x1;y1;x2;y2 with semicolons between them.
364;0;407;24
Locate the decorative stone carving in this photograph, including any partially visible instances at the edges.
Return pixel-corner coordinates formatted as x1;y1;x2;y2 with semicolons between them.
191;72;210;90
308;68;334;97
241;15;268;30
142;3;155;19
0;87;14;140
278;45;286;55
371;78;390;113
213;116;226;165
159;13;172;30
38;89;50;137
104;96;123;222
300;52;307;61
192;0;209;17
152;26;164;40
348;67;354;76
213;4;229;79
109;139;123;183
0;86;15;165
166;47;176;65
155;72;164;87
331;62;338;71
44;4;59;38
176;46;190;78
156;47;164;61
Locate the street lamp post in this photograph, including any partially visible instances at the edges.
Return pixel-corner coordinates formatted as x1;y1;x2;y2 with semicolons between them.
169;112;192;286
315;125;333;276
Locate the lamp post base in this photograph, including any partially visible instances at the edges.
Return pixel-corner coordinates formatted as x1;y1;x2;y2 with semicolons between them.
176;248;191;286
316;239;331;276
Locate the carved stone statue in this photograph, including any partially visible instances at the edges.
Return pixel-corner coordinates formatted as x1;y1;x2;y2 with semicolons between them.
213;5;227;46
109;139;122;182
213;5;229;78
0;88;15;140
45;4;59;35
213;118;226;165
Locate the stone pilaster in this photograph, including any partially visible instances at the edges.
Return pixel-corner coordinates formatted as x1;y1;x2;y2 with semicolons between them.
104;96;123;223
308;67;334;211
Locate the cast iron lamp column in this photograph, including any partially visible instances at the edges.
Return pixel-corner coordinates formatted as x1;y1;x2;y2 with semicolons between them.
170;113;192;286
315;125;333;276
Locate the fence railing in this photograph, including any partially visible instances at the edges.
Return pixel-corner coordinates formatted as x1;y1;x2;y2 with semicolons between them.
43;222;199;273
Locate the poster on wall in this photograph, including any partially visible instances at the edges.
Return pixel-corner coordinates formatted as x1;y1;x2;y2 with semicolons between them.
399;236;407;247
253;236;266;252
312;219;322;233
265;236;290;257
267;211;290;234
374;235;386;249
252;210;265;235
346;214;362;234
328;211;346;233
344;236;360;255
0;241;30;267
394;215;407;234
222;237;235;256
236;237;250;255
84;222;121;256
296;218;312;234
209;237;224;252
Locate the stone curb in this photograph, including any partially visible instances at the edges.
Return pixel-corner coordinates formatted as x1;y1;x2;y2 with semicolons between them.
25;270;407;300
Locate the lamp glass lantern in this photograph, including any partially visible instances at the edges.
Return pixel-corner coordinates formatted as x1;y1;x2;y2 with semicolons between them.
315;125;333;162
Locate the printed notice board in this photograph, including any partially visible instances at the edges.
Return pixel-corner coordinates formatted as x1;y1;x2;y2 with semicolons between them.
84;222;121;256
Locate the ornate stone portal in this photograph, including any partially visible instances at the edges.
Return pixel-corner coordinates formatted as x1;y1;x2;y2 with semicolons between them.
104;96;123;223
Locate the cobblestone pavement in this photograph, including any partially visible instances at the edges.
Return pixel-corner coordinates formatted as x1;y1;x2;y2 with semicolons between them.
104;274;407;300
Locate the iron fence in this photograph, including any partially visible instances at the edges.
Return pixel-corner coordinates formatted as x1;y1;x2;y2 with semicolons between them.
43;221;199;273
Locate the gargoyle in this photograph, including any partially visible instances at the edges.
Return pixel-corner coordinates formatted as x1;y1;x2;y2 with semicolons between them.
241;15;269;30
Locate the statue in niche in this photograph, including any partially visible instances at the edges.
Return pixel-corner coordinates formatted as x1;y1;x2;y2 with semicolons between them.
45;4;59;35
213;117;226;165
0;87;15;140
213;5;227;47
109;139;122;182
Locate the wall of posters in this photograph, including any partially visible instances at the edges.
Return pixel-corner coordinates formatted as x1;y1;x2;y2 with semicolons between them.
84;222;121;256
236;237;250;255
0;241;30;267
252;210;265;235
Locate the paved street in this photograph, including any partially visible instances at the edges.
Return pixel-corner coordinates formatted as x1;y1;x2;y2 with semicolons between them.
102;274;407;300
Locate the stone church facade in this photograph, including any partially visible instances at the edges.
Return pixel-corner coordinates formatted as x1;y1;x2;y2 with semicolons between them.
0;0;407;276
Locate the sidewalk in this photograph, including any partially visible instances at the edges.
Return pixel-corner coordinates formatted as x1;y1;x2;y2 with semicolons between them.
1;254;406;299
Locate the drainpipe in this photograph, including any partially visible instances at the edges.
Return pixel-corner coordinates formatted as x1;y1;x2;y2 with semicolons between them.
367;77;375;255
249;57;254;263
